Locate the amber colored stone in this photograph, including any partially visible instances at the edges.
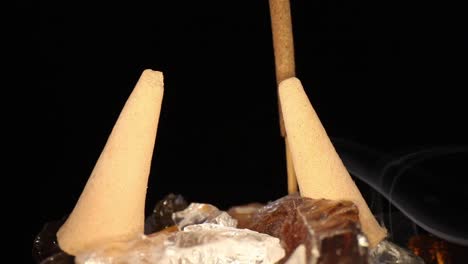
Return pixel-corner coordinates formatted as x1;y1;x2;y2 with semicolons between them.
227;203;264;228
408;234;468;264
247;194;368;263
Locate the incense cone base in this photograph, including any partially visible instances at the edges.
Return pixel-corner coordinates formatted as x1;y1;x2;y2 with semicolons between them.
57;70;164;255
278;77;387;247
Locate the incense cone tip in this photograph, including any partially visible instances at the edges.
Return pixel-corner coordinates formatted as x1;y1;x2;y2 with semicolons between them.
141;69;164;90
279;77;301;92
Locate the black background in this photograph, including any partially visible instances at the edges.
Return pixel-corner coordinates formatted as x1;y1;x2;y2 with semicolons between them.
23;0;468;262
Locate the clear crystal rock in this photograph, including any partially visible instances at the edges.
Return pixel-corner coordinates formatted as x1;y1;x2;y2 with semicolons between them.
75;231;169;264
76;223;285;264
164;223;285;263
37;195;429;264
173;203;237;229
369;240;425;264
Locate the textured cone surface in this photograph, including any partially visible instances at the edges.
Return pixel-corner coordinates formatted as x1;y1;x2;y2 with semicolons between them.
278;77;386;247
57;70;164;254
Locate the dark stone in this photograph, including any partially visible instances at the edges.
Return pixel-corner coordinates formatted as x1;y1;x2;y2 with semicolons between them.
32;218;74;264
40;252;74;264
144;193;188;234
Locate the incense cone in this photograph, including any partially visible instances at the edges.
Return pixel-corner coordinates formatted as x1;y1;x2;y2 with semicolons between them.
278;77;387;247
57;70;164;255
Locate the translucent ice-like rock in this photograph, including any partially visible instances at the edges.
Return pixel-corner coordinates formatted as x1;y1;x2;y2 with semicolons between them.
75;231;169;264
164;223;285;263
247;194;369;264
173;203;237;229
369;240;424;264
76;223;285;264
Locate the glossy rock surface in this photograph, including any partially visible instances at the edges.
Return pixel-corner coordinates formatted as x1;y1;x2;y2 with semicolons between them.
35;194;429;264
227;203;264;229
75;232;169;264
173;203;237;229
33;218;74;264
369;240;424;264
247;194;369;264
164;223;285;263
76;223;284;264
144;193;188;234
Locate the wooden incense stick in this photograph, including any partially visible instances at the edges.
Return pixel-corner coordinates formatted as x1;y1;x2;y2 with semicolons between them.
269;0;298;194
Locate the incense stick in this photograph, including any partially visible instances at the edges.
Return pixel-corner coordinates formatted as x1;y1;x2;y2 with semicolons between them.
269;0;297;194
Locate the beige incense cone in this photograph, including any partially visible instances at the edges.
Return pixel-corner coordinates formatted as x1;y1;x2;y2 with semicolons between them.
278;77;386;247
57;69;164;255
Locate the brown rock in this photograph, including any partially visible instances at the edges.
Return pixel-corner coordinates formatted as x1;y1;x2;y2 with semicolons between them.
247;194;368;263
